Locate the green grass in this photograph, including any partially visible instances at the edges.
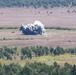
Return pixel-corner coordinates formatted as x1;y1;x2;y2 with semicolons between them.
0;54;76;66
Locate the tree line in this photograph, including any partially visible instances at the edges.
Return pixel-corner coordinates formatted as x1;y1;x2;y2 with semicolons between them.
0;62;76;75
0;46;17;60
0;46;76;60
0;0;76;8
21;46;76;59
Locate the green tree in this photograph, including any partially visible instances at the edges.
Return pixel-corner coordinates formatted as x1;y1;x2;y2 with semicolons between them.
71;65;76;75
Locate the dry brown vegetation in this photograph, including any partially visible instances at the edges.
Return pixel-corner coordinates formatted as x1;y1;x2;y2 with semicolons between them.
0;7;76;48
0;29;76;48
0;7;76;28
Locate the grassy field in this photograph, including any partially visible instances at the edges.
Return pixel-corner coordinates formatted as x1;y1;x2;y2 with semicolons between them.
0;54;76;66
0;29;76;48
0;7;76;28
0;7;76;48
0;7;76;65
